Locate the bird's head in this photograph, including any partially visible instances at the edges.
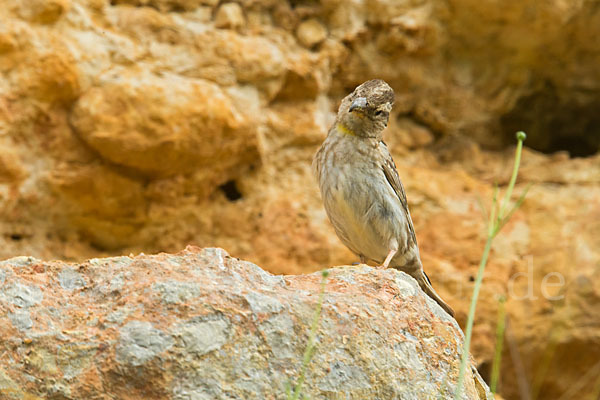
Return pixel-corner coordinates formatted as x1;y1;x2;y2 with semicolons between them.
337;79;395;138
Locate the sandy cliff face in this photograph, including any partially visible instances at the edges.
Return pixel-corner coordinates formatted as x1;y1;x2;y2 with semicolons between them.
0;1;599;399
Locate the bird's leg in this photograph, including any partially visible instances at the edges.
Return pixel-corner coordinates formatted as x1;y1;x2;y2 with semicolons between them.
381;248;397;269
353;255;368;265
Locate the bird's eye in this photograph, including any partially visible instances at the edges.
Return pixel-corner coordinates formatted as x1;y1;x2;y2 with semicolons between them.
375;110;386;117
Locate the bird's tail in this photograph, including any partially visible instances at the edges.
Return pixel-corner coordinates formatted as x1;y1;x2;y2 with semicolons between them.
410;270;455;317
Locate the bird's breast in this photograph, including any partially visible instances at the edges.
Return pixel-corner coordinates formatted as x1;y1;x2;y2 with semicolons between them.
315;137;410;262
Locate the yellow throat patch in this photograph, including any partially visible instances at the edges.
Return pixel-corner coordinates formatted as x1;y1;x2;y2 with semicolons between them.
336;123;356;136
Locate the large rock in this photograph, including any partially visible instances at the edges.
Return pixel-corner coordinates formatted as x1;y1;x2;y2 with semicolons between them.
0;247;491;399
0;1;599;399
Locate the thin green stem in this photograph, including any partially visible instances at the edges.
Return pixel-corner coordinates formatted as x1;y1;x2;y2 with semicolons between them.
289;270;329;400
499;132;525;220
454;131;527;399
488;185;499;236
496;183;532;235
454;236;494;399
490;296;507;393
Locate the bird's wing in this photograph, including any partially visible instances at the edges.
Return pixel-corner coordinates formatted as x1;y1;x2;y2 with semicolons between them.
379;141;417;246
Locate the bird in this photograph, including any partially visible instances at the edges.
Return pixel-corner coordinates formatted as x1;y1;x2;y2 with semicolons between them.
313;79;455;317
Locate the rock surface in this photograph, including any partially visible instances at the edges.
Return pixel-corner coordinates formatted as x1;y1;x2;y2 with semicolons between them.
0;247;491;399
0;1;599;399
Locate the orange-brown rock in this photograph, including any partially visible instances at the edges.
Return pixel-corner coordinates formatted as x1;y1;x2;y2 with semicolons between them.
296;18;328;48
215;2;245;30
0;247;492;399
70;68;258;178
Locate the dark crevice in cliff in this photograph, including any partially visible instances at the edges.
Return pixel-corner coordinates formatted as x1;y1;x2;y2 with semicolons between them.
219;180;243;202
500;83;600;158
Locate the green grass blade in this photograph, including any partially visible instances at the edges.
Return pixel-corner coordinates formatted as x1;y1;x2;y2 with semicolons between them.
496;183;532;234
454;236;493;399
289;270;329;400
454;131;527;399
499;131;526;219
490;296;506;393
488;184;499;236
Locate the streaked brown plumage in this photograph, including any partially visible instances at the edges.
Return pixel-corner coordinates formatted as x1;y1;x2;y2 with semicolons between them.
313;79;454;317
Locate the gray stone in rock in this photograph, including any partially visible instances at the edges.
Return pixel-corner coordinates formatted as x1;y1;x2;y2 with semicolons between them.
165;255;184;266
47;382;71;398
2;282;43;308
58;268;86;290
393;272;418;297
89;256;133;267
245;291;284;314
258;313;296;359
57;343;98;380
173;388;216;400
199;248;228;269
0;368;18;391
242;261;286;287
336;274;357;285
226;335;273;392
110;273;125;292
177;318;230;355
106;308;130;324
318;361;371;392
153;280;201;304
0;256;39;267
8;310;33;331
116;321;174;366
172;376;226;400
394;340;427;371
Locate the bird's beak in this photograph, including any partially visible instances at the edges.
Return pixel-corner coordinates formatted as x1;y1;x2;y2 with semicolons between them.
349;97;367;113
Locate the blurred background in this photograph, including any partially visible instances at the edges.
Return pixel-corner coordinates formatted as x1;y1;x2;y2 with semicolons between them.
1;0;599;399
